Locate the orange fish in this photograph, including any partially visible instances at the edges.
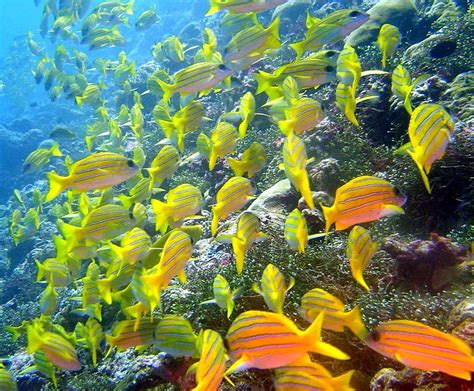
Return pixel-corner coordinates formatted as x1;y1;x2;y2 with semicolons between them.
365;320;474;380
321;175;406;232
225;310;349;375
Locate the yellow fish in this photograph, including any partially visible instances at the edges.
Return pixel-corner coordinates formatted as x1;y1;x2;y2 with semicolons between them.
299;288;369;340
0;363;17;391
189;329;229;391
105;319;157;352
201;274;243;318
146;145;179;189
391;64;429;114
227;142;266;178
74;318;103;367
278;97;325;136
252;263;294;313
280;134;315;209
377;24;401;68
151;183;204;234
211;176;255;236
216;211;267;273
236;92;255;138
159;101;208;152
142;230;193;311
206;0;288;16
46;152;139;202
225;310;349;375
154;316;198;358
347;225;377;291
109;227;151;265
321;176;407;232
209;121;239;171
23;143;62;174
399;103;455;193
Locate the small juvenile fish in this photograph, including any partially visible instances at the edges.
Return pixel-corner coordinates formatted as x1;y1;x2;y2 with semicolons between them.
23;143;62;174
211;176;256;236
225;310;349;375
377;24;401;69
365;319;474;380
189;329;228;391
278;97;325;136
147;145;179;189
27;325;81;371
201;274;243;318
154;315;197;357
59;204;136;250
217;211;267;273
75;83;104;107
299;288;369;340
237;92;255;138
46;152;139;202
206;0;288;16
252;263;294;313
0;363;17;391
157;62;233;102
39;284;58;316
227;142;266;178
159;100;207;152
196;132;211;159
321;175;407;232
280;134;315;209
400;103;455;193
118;177;153;209
391;64;429;114
151;183;204;234
109;227;151;265
152;36;185;63
347;225;377;291
72;262;102;321
142;230;193;310
36;257;70;288
336;45;361;91
74;318;103;366
209;121;239;171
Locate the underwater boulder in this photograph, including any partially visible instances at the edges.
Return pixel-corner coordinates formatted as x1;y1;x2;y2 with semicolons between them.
448;299;474;348
442;71;474;125
346;0;417;46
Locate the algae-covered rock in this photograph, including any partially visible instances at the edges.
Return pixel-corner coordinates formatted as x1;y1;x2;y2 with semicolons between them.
448;298;474;348
347;0;417;46
443;71;474;124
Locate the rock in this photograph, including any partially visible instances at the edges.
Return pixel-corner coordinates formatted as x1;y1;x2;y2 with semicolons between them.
271;0;313;20
442;71;474;125
7;118;33;133
370;366;473;390
309;158;341;194
382;233;468;291
448;299;474;348
347;0;417;46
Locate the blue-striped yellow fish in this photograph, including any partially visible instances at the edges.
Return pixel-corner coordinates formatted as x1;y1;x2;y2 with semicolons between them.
23;142;62;174
211;176;255;236
36;257;70;287
0;363;17;391
157;62;233;102
39;284;58;316
278;97;325;136
74;318;103;366
109;227;151;265
280;134;315;209
72;262;102;321
377;24;401;68
189;329;229;391
391;64;429;114
196;132;211;159
225;310;349;375
201;274;243;318
159;100;208;152
290;10;369;59
275;354;355;391
252;263;294;313
59;204;136;250
147;145;180;189
321;175;407;232
223;18;280;64
347;225;377;291
400;103;455;193
237;92;255;138
209;121;239;171
46;152;139;202
299;288;369;340
151;184;204;234
227;142;266;178
217;211;267;273
365;319;474;380
273;370;337;391
336;45;361;91
154;315;198;358
142;230;193;310
118;177;153;209
27;324;81;371
106;319;157;352
206;0;288;16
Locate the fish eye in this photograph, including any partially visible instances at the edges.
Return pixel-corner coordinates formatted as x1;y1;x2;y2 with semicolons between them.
223;47;228;54
369;329;381;342
127;159;135;167
393;186;401;196
325;50;337;58
23;163;31;172
129;212;135;220
349;10;361;17
223;337;230;350
326;65;335;73
218;64;228;71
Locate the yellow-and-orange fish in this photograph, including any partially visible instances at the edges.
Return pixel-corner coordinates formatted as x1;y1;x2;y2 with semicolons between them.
225;310;349;375
321;176;406;232
365;319;474;380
